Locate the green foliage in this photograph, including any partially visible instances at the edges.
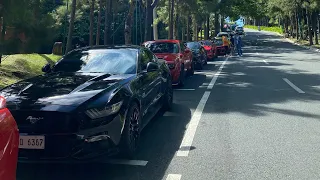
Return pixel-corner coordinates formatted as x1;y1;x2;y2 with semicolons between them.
0;54;61;88
245;25;284;34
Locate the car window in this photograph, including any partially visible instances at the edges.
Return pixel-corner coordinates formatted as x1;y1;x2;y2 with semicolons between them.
52;49;137;74
186;42;201;50
145;42;179;53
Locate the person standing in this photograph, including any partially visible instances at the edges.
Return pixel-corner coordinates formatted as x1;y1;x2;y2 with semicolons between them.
235;34;243;56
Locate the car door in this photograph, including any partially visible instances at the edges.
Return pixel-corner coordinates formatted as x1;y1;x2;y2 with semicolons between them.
138;48;161;117
180;42;192;70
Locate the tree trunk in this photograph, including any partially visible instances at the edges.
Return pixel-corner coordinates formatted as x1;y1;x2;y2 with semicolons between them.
96;0;102;45
192;14;197;41
66;0;77;54
125;0;136;44
214;12;219;36
205;16;209;40
153;5;158;40
168;0;174;39
173;0;179;40
104;0;109;45
89;0;95;46
306;9;313;45
186;16;190;41
145;0;151;41
0;17;6;65
312;11;318;45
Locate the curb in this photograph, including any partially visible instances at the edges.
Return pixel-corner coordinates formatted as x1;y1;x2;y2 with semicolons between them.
284;38;320;53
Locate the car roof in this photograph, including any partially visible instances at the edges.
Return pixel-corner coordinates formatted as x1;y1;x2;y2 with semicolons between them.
66;45;141;55
143;39;181;44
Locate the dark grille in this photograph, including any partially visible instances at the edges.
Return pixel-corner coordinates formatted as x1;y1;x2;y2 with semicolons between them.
10;110;79;134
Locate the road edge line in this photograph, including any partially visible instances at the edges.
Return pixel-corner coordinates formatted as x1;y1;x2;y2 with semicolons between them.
283;78;305;94
207;57;228;89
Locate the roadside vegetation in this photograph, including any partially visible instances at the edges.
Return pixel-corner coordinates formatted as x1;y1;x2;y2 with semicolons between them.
0;54;61;88
245;25;284;34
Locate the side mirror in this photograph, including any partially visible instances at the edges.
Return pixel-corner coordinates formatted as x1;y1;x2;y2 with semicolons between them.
42;63;52;73
184;49;191;53
146;62;159;72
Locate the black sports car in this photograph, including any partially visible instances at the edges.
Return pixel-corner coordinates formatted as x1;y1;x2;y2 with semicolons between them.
0;46;173;161
185;41;207;70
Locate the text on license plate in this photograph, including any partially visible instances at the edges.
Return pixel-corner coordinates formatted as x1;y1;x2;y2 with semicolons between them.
19;135;45;149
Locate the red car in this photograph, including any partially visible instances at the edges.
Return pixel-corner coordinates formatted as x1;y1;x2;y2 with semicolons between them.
199;40;217;60
143;40;193;86
0;96;19;180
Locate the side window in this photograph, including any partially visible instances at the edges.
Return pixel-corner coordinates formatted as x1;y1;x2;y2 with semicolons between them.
140;49;151;71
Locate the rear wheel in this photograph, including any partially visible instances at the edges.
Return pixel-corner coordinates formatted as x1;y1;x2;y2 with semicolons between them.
178;64;185;87
187;62;194;76
119;103;140;158
162;78;173;111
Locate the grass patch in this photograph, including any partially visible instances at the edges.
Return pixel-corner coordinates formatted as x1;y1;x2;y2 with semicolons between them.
0;54;62;88
245;25;284;34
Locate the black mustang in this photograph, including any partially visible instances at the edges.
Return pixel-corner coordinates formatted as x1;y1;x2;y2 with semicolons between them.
0;45;173;161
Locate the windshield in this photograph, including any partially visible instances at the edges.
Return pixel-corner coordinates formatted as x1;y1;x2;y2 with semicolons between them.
186;42;201;50
145;42;179;53
199;41;213;46
52;49;137;74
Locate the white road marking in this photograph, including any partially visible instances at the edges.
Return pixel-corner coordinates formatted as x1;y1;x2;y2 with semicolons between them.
263;60;269;65
174;89;195;91
166;174;182;180
176;91;211;157
207;57;228;89
104;159;148;166
256;52;259;55
283;78;305;94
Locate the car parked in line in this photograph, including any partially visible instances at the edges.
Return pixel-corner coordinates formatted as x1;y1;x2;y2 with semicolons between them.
235;26;245;35
0;45;173;161
143;40;193;86
185;41;207;70
199;40;217;60
213;37;226;56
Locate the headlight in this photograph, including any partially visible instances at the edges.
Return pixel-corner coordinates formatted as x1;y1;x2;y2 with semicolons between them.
86;101;123;119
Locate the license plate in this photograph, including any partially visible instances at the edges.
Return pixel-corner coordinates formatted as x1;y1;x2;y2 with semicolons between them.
19;135;45;149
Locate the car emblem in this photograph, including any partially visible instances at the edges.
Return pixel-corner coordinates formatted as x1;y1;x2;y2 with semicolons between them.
26;116;44;124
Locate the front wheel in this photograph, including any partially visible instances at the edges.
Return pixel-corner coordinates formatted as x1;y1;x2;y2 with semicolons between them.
119;103;140;158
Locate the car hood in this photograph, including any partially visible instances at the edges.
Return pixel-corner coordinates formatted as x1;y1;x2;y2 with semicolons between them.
0;72;135;110
154;53;178;62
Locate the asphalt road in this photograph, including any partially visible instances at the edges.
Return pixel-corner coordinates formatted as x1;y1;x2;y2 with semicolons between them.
17;29;320;180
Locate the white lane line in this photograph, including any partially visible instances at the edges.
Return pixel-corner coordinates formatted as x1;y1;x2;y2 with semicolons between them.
174;89;195;91
256;52;259;55
263;60;269;65
176;91;211;157
104;159;148;166
166;174;182;180
283;78;305;94
207;57;228;89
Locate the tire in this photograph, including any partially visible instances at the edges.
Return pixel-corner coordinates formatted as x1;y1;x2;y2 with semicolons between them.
162;78;173;111
119;103;140;158
178;64;185;87
196;59;203;70
187;62;194;76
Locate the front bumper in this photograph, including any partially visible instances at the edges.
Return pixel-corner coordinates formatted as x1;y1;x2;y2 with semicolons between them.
18;115;124;162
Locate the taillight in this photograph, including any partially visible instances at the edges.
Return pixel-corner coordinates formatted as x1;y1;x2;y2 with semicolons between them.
0;96;6;110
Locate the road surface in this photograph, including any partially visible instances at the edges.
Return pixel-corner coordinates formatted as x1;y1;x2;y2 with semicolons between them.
17;29;320;180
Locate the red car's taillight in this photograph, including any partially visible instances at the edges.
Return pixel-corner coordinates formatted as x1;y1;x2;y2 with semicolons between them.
0;96;6;110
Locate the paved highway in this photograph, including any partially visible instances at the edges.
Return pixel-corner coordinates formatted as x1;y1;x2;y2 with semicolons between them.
17;29;320;180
